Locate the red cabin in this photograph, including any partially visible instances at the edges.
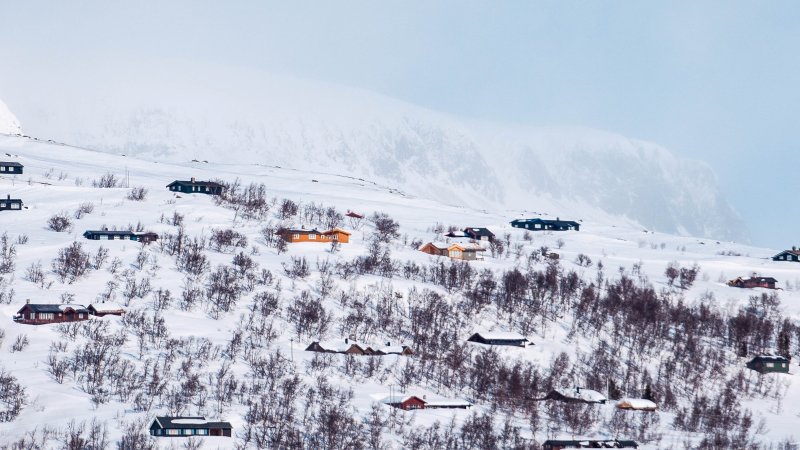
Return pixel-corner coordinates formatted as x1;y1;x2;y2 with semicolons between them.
14;302;89;325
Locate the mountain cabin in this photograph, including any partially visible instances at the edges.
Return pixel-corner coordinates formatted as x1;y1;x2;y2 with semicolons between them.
380;395;427;411
13;302;89;325
87;303;125;317
83;230;159;243
510;218;580;231
467;332;529;347
166;178;224;196
773;249;800;262
746;355;790;374
0;195;22;211
419;242;486;261
277;227;351;244
727;277;777;289
543;440;638;450
149;416;232;437
464;227;495;241
543;387;607;404
0;162;23;174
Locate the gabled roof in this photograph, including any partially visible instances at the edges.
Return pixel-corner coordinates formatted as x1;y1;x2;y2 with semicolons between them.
0;162;23;167
151;416;232;430
551;387;607;403
323;228;352;236
616;398;657;410
775;249;800;257
511;218;580;226
166;180;224;188
84;230;137;236
749;354;789;363
87;303;125;313
449;243;486;252
464;227;494;237
17;303;88;314
377;394;426;405
470;331;528;341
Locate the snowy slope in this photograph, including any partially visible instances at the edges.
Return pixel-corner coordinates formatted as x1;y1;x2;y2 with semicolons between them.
1;65;746;242
0;134;797;449
0;99;21;135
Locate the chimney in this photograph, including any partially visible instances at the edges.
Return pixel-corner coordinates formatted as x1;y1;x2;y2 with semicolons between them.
386;341;391;346
6;194;9;200
26;299;30;304
344;338;348;344
191;177;196;183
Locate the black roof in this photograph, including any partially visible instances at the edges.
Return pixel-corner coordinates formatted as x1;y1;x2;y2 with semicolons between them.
0;162;23;167
464;227;495;236
17;303;88;314
150;416;232;430
749;355;789;363
511;218;580;226
543;440;638;448
167;180;223;188
84;230;137;236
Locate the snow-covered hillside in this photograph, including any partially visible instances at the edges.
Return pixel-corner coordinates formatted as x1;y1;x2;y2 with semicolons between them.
0;134;798;449
0;99;21;135
1;67;746;242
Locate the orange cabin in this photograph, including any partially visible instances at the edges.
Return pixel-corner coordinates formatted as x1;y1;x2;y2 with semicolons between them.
278;227;351;244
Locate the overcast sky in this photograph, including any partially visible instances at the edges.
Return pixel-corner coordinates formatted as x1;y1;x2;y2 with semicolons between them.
1;1;798;247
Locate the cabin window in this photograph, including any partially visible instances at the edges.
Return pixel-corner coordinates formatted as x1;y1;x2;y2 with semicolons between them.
0;166;5;171
309;234;316;240
167;429;179;436
0;202;5;208
766;362;774;368
292;233;300;239
782;362;787;367
11;203;19;209
183;429;193;435
450;250;461;258
38;313;54;320
197;429;208;435
332;234;338;240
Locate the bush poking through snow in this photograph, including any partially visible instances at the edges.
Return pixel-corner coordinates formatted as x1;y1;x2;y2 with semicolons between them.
126;186;148;201
47;212;73;232
0;367;26;422
52;242;92;283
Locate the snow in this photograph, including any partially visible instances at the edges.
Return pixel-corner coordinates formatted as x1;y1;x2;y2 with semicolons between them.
617;398;658;410
169;418;208;425
0;98;22;135
0;132;796;448
555;387;607;403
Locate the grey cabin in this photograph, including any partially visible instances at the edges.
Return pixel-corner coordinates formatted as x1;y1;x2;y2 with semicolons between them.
167;178;224;195
150;416;232;437
467;332;529;347
0;162;23;174
0;195;22;211
464;227;495;241
510;218;580;231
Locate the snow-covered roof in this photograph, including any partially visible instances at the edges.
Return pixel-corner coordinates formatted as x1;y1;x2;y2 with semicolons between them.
378;345;407;354
617;398;657;410
88;302;124;312
554;387;607;403
59;304;88;312
424;398;472;408
473;331;527;341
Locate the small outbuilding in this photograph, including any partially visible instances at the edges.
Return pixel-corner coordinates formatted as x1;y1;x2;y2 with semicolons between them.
727;276;777;289
166;178;224;196
616;398;658;411
510;218;580;231
13;302;89;325
149;416;232;437
0;195;22;211
746;355;790;374
467;332;529;347
87;303;125;317
0;162;23;174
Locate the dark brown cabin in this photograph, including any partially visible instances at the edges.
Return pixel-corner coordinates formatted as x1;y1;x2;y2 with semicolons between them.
13;302;89;325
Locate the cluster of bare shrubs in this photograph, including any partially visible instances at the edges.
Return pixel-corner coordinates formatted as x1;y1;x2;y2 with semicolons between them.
126;186;148;201
47;212;73;232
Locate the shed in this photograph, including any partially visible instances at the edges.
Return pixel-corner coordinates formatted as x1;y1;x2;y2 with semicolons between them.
149;416;232;437
746;355;790;374
0;194;22;211
87;303;125;317
0;162;23;174
510;218;580;231
616;398;658;411
166;178;224;196
467;331;528;347
13;302;89;325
